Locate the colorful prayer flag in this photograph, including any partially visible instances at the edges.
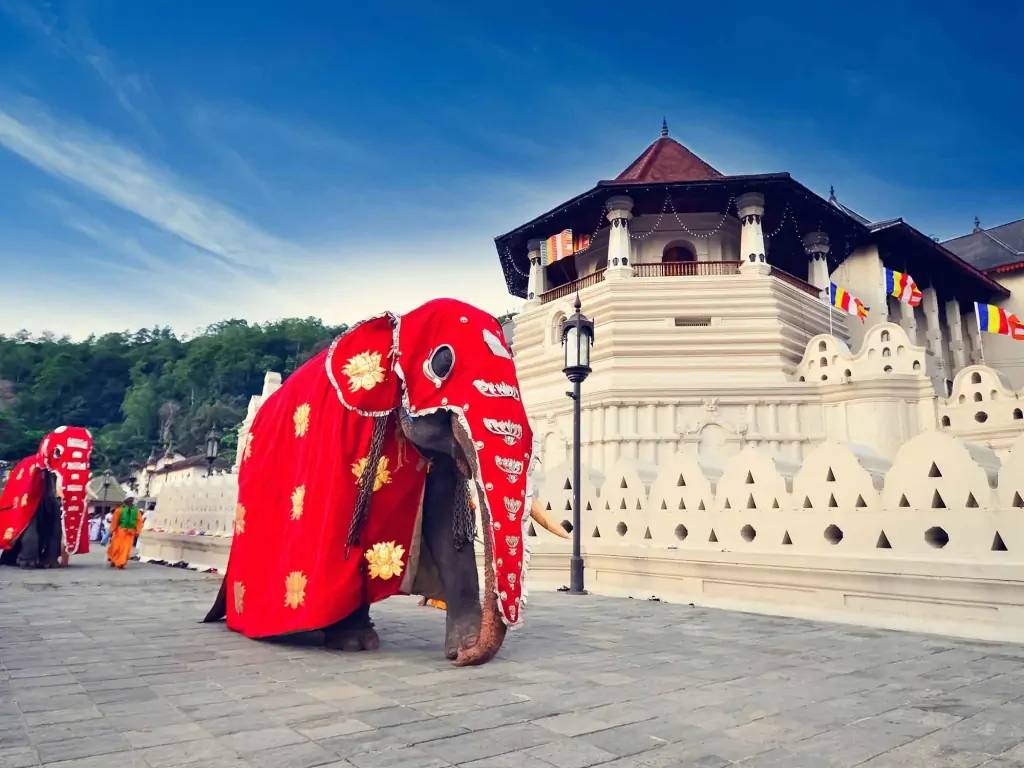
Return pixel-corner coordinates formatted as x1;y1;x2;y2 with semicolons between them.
975;302;1024;341
884;268;923;307
829;283;869;323
543;229;574;264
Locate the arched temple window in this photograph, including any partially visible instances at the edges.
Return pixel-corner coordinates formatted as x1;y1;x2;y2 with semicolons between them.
662;241;696;263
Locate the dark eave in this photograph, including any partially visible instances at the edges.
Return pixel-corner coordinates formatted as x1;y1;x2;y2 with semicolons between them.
868;220;1009;300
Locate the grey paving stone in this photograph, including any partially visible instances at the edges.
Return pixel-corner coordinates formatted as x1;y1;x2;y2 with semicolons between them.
5;550;1024;768
0;745;41;768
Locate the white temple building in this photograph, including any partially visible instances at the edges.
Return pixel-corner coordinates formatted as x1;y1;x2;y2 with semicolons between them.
143;125;1024;641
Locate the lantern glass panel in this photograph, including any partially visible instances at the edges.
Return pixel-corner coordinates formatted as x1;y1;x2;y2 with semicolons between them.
564;326;580;368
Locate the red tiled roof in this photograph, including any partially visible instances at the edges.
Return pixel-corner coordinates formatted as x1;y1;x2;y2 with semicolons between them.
987;259;1024;276
609;136;723;184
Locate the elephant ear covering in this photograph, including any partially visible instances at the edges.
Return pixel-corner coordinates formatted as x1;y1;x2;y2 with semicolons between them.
0;457;46;551
39;426;94;555
225;314;428;639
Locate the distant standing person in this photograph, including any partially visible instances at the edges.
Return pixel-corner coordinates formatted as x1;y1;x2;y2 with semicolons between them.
101;510;113;545
107;496;142;569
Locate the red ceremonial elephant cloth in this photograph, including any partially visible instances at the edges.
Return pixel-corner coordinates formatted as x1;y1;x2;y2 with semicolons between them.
0;426;93;554
225;298;534;637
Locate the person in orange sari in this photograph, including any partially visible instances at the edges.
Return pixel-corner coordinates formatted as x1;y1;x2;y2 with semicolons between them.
107;496;142;569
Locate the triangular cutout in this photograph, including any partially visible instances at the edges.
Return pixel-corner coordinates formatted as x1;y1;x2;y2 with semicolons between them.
928;462;942;478
698;500;706;511
564;500;572;511
992;531;1008;552
876;531;892;549
592;527;601;538
708;529;718;543
527;523;537;536
620;477;628;489
899;494;910;508
771;498;780;509
545;502;553;511
635;499;643;511
678;498;686;510
745;471;755;485
619;499;627;510
966;492;979;509
828;493;838;508
781;531;793;545
604;501;611;510
746;494;757;510
676;474;686;487
723;498;732;510
586;501;593;511
803;496;813;509
660;499;668;510
931;490;946;509
563;478;572;490
643;527;652;540
855;495;867;508
1013;492;1024;508
826;468;836;482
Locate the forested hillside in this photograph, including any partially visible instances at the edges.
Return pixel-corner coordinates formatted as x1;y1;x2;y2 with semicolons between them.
0;318;346;473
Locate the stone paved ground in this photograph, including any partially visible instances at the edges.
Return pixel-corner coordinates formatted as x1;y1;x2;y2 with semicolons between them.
3;552;1024;768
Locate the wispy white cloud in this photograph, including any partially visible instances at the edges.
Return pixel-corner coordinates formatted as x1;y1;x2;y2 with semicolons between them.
0;101;303;275
0;0;152;127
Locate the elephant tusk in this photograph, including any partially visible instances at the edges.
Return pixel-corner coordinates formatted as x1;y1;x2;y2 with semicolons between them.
529;501;570;539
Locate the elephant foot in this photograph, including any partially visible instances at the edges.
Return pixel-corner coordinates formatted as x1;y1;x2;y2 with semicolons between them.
325;626;379;652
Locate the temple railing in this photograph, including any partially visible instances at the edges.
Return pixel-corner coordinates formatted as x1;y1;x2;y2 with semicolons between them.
540;269;606;304
539;262;821;304
770;266;822;297
633;261;739;278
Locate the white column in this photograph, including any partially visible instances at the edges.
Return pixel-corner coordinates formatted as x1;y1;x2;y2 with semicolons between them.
921;288;945;377
525;238;545;305
802;231;830;297
966;311;985;364
944;298;968;372
737;192;769;275
605;195;634;280
899;301;918;342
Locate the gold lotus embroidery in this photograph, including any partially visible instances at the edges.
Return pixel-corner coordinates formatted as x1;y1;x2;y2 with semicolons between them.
290;485;305;521
234;503;246;535
233;581;245;614
2;527;13;542
351;455;392;492
365;541;405;580
284;571;307;609
16;468;23;481
20;494;28;508
342;351;386;393
293;403;311;437
243;434;254;463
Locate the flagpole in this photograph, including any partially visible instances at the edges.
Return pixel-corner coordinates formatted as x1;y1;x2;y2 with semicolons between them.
975;303;986;365
826;285;833;337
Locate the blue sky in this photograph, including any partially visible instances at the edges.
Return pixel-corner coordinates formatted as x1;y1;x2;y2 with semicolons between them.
1;1;1021;337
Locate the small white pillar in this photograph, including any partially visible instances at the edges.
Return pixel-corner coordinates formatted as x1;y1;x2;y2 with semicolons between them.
944;298;968;372
525;238;545;305
605;195;634;281
898;300;918;342
737;192;769;275
921;288;945;376
966;312;985;364
802;231;830;296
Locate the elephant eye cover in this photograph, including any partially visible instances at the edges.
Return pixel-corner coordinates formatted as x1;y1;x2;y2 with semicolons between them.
0;426;93;555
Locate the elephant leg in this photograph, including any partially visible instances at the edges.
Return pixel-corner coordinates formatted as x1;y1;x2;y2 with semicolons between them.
324;604;379;652
16;515;41;568
420;457;481;660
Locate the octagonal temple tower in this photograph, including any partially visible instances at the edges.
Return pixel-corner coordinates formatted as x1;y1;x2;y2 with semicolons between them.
495;124;1021;472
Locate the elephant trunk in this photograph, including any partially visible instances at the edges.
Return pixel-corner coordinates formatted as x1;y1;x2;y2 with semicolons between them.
453;485;506;666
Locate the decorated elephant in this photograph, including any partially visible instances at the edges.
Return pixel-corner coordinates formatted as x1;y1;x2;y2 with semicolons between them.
204;298;565;665
0;426;93;567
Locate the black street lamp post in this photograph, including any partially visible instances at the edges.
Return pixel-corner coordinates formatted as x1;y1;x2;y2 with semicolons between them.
205;426;220;477
560;294;595;595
